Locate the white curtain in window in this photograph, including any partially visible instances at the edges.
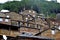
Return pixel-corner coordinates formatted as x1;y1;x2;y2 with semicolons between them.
5;19;9;22
51;30;55;35
0;18;3;21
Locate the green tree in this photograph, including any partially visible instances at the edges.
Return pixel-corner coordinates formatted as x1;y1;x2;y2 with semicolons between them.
0;4;3;11
2;0;60;18
3;1;25;13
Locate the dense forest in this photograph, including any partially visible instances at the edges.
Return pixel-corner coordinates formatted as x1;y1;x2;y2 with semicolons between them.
0;0;60;18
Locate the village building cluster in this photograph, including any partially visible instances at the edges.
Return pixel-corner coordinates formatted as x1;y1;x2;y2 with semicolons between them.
0;10;60;40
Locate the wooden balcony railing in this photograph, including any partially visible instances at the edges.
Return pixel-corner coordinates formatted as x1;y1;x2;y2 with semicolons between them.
11;20;42;30
0;17;50;33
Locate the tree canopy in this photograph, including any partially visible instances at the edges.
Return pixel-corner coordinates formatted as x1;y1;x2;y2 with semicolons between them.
0;0;60;18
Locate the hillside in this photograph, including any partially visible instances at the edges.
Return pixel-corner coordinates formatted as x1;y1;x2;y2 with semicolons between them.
0;0;60;18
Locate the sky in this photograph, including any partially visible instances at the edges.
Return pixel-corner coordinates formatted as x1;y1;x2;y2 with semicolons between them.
47;0;60;3
57;0;60;3
0;0;22;3
0;0;60;3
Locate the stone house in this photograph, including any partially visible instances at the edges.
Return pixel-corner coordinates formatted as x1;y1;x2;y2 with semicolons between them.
36;29;60;40
0;12;11;25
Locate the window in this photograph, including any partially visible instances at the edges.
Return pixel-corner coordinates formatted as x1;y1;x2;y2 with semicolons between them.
33;15;35;17
29;18;32;20
38;25;41;29
25;23;28;27
11;21;17;26
58;26;60;30
16;22;19;26
6;15;9;18
25;17;28;21
0;18;3;22
20;22;23;26
5;19;9;22
29;10;31;13
33;11;35;13
51;30;55;35
29;24;30;27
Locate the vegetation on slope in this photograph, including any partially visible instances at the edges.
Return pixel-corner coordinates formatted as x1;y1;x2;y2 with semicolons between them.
0;0;60;18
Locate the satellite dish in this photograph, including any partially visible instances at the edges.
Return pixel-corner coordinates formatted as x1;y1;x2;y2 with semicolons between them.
3;35;7;40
